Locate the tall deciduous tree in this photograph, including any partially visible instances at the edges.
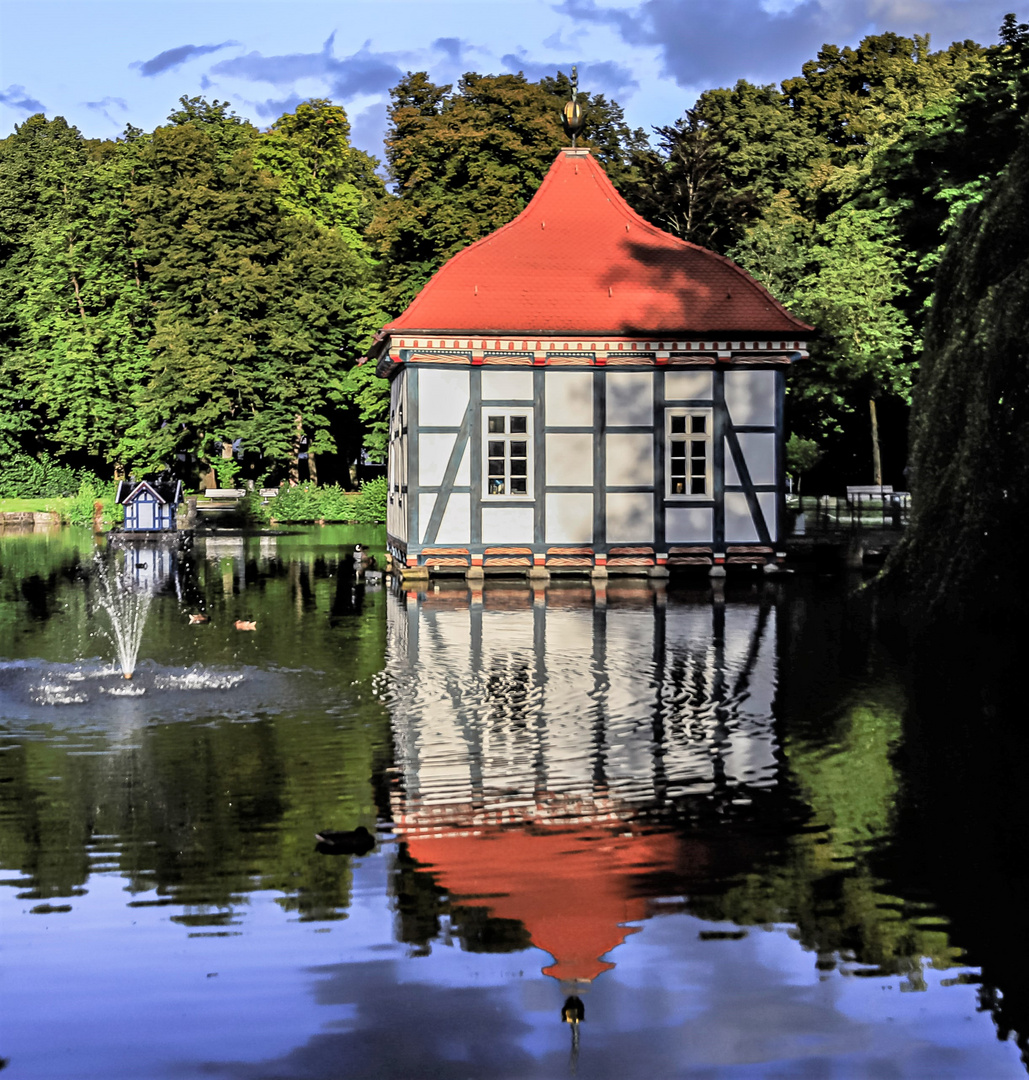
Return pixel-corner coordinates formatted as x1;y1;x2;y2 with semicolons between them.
794;207;914;483
255;98;390;476
0;116;151;473
890;110;1029;620
628;81;819;251
129;97;373;483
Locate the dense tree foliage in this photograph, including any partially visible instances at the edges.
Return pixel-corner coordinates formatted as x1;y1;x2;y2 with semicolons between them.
0;97;386;486
128;100;372;484
888;107;1029;620
0;116;150;466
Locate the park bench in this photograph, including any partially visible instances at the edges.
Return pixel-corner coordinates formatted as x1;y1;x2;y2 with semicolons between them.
196;488;245;514
195;487;281;514
846;485;910;509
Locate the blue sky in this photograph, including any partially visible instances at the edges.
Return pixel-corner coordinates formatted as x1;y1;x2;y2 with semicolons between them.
0;0;1011;160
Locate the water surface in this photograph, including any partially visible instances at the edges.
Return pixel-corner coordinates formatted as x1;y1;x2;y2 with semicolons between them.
0;526;1026;1078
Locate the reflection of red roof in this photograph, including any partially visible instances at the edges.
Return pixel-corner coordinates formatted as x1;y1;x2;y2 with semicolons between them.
404;825;680;982
385;150;811;338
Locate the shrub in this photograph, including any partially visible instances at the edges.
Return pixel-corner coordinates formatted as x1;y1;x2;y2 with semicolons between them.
352;476;387;524
0;452;97;499
251;478;385;524
270;483;322;521
65;480;124;528
214;458;242;488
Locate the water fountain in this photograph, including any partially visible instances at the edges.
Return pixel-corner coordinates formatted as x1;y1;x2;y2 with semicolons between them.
93;550;153;680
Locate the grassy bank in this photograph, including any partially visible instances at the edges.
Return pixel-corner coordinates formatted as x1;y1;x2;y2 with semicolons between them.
0;491;123;526
0;497;73;514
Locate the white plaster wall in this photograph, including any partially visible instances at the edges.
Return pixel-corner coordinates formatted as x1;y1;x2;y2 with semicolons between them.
606;491;654;542
418;369;470;427
738;432;776;486
545;433;593;486
395;423;409;542
545;492;593;543
724;491;759;542
419;432;457;487
724;491;777;543
545;370;593;427
481;369;533;401
665;370;713;401
418;493;437;542
725;370;775;426
482;506;534;542
666;506;713;543
455;441;470;486
724;441;740;487
606;433;654;487
436;491;470;544
419;491;471;544
387;375;407;541
758;491;777;541
607;371;653;426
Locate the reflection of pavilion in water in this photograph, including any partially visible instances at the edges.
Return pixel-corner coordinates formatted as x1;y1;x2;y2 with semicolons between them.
386;580;782;983
111;543;182;598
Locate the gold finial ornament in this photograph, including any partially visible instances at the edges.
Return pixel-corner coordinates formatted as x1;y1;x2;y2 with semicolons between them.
561;65;585;146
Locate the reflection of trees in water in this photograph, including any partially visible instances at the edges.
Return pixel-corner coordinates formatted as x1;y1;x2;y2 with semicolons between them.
0;536;393;924
3;542;1027;1058
392;841;532;956
889;630;1029;1067
0;709;391;921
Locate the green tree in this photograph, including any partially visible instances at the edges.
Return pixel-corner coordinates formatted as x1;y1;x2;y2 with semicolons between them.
254;99;390;479
128;98;372;483
890;111;1029;620
629;81;819;251
0;116;152;474
793;206;913;483
869;16;1029;340
626;108;747;249
254;98;385;245
781;33;984;169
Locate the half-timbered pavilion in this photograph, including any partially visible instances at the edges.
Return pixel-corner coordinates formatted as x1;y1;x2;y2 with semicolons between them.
368;148;812;578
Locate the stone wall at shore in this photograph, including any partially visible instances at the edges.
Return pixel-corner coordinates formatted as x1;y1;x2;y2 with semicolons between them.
0;511;61;529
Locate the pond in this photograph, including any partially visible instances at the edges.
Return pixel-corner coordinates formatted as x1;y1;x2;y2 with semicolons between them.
0;525;1026;1079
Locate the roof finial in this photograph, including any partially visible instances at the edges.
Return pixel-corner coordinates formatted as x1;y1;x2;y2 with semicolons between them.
561;66;585;147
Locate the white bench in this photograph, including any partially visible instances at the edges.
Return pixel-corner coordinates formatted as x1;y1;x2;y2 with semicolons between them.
846;486;910;507
846;485;892;504
196;488;246;514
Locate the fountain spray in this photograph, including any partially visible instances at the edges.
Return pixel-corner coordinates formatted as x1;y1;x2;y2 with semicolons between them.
93;552;153;680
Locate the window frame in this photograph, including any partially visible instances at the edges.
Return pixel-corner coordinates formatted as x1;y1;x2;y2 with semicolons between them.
481;407;534;500
665;408;713;500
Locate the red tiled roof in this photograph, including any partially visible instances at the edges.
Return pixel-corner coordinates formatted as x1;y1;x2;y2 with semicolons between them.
385;149;812;337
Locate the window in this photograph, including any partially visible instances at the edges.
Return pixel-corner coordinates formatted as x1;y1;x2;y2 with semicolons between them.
667;409;712;497
483;410;532;497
